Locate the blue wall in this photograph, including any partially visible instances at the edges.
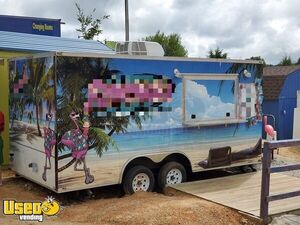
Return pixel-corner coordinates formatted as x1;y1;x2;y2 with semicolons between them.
278;70;300;139
263;69;300;140
0;15;61;37
262;101;278;128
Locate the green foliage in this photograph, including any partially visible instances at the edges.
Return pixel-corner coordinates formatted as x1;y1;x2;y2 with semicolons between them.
217;62;263;96
9;57;55;137
104;40;117;50
144;31;188;57
278;55;292;66
297;57;300;65
75;2;110;40
28;58;55;136
249;56;266;66
84;126;118;157
226;63;263;79
208;47;227;59
56;57;147;157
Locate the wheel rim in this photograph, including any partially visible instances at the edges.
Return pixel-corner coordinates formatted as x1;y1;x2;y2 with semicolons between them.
132;173;150;192
166;168;182;185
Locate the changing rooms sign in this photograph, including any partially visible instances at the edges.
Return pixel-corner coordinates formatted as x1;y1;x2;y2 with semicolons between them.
0;15;61;37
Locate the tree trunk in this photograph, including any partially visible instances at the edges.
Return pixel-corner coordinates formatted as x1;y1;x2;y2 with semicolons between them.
108;127;116;136
35;101;42;137
11;103;16;129
58;158;76;172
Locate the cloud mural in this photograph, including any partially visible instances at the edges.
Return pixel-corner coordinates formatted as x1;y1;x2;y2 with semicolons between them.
128;80;235;131
185;80;235;120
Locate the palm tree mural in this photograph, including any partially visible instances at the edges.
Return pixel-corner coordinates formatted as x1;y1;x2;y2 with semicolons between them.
31;59;46;136
9;62;21;129
56;56;146;170
215;61;263;96
224;62;264;136
226;62;263;79
204;61;264;137
9;57;55;138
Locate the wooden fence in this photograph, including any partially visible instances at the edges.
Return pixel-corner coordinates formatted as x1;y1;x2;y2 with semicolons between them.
260;139;300;224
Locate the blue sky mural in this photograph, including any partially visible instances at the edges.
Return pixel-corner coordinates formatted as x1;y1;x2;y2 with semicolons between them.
105;58;239;132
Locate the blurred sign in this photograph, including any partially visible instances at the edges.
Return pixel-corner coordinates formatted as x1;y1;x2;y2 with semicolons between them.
0;15;61;37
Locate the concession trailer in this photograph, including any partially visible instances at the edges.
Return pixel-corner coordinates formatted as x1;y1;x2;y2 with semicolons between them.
9;52;263;193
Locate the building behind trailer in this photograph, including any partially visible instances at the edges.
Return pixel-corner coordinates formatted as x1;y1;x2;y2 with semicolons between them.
262;65;300;139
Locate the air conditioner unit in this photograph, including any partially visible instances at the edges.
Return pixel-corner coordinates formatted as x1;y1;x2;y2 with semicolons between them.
115;41;164;57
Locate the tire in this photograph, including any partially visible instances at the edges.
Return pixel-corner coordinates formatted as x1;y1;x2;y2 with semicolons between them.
123;165;155;195
158;161;187;189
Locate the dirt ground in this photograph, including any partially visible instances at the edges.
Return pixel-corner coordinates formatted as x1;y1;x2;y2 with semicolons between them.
0;171;261;225
276;147;300;161
1;147;300;225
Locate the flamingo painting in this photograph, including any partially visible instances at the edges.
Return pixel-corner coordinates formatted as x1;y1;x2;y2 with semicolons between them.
60;112;94;184
264;116;275;138
42;113;56;181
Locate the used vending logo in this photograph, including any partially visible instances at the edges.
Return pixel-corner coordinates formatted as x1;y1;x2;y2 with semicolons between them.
2;196;60;222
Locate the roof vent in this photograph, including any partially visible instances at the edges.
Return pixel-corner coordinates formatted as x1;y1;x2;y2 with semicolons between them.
115;41;164;57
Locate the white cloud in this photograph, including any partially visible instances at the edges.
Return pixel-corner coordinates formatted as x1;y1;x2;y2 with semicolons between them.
128;80;235;131
185;80;235;119
1;0;300;64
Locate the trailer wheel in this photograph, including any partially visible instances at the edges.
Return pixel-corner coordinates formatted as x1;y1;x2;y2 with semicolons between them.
158;161;186;189
123;165;155;194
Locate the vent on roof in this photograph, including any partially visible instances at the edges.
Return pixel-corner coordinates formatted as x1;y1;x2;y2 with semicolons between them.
115;41;164;56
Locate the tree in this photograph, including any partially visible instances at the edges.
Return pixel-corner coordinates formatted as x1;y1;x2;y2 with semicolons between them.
208;47;228;59
249;56;266;66
144;31;188;57
75;3;110;40
278;55;292;66
56;57;146;170
104;40;117;50
29;58;55;137
296;57;300;65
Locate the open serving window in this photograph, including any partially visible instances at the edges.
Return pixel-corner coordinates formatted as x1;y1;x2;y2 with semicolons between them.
181;74;242;126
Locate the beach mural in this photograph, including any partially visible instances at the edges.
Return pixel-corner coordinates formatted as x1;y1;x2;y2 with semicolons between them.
55;56;262;190
9;54;263;192
9;57;56;188
59;112;94;184
42;113;56;181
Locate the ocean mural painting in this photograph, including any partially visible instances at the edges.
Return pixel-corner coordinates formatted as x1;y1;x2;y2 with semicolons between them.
9;56;56;189
9;53;263;193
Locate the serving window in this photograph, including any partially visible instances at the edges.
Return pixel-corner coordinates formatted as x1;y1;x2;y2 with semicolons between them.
182;74;240;125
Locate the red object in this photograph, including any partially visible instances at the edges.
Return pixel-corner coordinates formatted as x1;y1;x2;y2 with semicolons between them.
0;111;4;133
264;116;275;138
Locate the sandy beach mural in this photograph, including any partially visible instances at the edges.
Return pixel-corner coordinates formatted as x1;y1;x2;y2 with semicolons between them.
55;56;262;191
9;54;263;193
9;57;56;189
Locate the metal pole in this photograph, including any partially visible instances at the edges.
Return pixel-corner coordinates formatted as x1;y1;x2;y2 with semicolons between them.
125;0;129;41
